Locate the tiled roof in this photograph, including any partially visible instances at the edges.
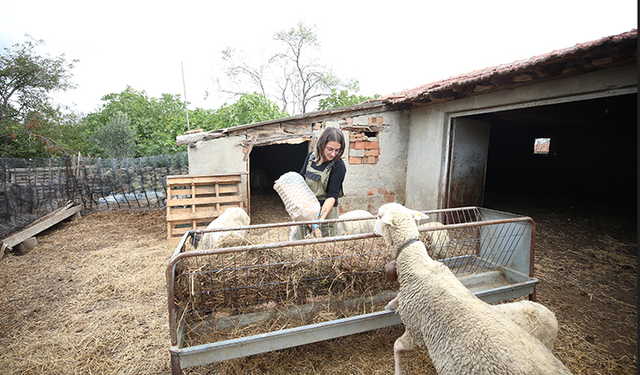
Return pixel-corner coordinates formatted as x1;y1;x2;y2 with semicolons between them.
372;29;637;106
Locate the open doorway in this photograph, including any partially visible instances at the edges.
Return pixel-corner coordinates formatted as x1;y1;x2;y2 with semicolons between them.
446;93;637;215
249;142;309;224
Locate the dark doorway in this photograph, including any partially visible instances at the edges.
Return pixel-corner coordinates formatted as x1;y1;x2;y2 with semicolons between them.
249;142;309;196
249;142;309;224
466;93;637;215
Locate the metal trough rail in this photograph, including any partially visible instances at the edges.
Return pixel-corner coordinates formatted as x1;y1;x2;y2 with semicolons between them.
166;207;537;374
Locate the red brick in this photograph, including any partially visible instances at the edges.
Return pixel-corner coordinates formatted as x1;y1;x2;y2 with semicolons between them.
364;141;379;149
364;156;378;164
384;194;396;203
345;118;353;124
364;149;380;157
354;142;366;150
368;188;390;195
376;117;384;125
349;157;363;164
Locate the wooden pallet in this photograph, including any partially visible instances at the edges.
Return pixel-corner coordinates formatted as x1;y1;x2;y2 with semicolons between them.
166;173;246;247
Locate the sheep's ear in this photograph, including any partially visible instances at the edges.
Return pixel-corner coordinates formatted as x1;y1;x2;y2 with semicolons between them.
374;214;389;236
382;214;393;227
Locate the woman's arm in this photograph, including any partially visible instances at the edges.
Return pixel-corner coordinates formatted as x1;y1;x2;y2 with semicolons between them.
318;197;336;220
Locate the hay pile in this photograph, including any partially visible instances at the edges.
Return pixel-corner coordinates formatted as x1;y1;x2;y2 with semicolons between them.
0;210;173;374
0;193;635;374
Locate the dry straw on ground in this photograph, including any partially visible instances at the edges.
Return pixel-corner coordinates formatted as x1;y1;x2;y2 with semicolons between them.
0;194;636;374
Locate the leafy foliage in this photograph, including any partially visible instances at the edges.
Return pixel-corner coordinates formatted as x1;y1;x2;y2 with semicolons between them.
211;92;288;129
92;111;137;158
317;85;380;111
83;88;288;157
0;35;80;157
83;86;190;157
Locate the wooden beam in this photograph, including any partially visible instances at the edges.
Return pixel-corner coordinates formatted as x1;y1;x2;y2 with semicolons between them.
1;203;83;258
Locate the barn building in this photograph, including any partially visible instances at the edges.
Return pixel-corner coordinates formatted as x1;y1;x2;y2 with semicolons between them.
176;30;637;217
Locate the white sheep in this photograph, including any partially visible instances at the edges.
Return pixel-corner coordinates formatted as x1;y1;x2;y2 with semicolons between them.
199;207;250;248
492;300;558;350
418;221;450;259
337;210;376;236
375;203;572;375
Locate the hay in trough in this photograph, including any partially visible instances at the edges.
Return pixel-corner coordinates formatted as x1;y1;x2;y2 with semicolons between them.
175;232;397;346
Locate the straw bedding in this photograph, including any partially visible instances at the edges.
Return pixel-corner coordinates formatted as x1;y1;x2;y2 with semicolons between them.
0;193;635;374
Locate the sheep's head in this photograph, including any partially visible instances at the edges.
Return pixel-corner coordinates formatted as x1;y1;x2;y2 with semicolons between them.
374;203;424;249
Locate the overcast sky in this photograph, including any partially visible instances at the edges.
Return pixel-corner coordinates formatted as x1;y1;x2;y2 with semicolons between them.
0;0;637;115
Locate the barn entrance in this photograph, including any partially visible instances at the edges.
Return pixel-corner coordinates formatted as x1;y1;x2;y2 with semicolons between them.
249;142;310;223
446;93;637;215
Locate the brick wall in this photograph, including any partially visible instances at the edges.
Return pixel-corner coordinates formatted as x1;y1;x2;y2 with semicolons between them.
347;117;382;165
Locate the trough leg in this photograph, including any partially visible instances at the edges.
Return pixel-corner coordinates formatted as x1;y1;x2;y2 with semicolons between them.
171;351;182;375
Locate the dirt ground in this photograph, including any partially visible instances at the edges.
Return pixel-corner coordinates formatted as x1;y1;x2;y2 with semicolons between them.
0;192;636;374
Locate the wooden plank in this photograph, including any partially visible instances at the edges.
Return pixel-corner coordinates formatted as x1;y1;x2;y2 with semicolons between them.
167;196;243;207
1;204;82;251
167;206;241;222
167;175;243;185
245;123;281;135
168;217;212;226
281;123;312;134
168;206;239;219
194;185;240;195
168;185;240;197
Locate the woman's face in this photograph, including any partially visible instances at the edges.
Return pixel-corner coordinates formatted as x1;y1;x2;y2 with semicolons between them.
323;141;341;162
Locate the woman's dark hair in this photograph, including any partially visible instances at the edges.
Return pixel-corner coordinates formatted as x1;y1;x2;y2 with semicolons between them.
314;127;345;163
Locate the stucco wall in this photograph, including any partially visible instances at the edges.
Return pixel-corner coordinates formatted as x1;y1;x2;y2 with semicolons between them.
187;134;249;207
339;111;410;213
404;63;637;210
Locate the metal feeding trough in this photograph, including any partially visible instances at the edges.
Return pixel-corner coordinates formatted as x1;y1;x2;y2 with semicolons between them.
166;206;537;374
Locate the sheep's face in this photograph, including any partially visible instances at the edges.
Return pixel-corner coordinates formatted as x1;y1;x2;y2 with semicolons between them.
375;203;424;248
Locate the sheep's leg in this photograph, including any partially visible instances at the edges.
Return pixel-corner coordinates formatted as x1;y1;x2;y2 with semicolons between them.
385;296;399;310
394;331;417;375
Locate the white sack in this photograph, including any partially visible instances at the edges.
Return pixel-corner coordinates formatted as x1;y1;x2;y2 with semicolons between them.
274;172;320;222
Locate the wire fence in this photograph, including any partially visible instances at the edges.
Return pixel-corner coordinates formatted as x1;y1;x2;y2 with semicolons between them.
0;152;189;239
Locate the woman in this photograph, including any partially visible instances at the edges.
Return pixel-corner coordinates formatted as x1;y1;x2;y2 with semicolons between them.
298;127;346;238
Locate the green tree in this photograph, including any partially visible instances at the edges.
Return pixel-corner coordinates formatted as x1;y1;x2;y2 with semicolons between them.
317;83;380;110
92;111;137;158
83;86;190;157
83;88;288;156
211;92;288;129
216;22;365;115
0;35;79;157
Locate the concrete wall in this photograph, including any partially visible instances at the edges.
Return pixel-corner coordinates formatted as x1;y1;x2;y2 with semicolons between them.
187;134;249;207
404;64;637;210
